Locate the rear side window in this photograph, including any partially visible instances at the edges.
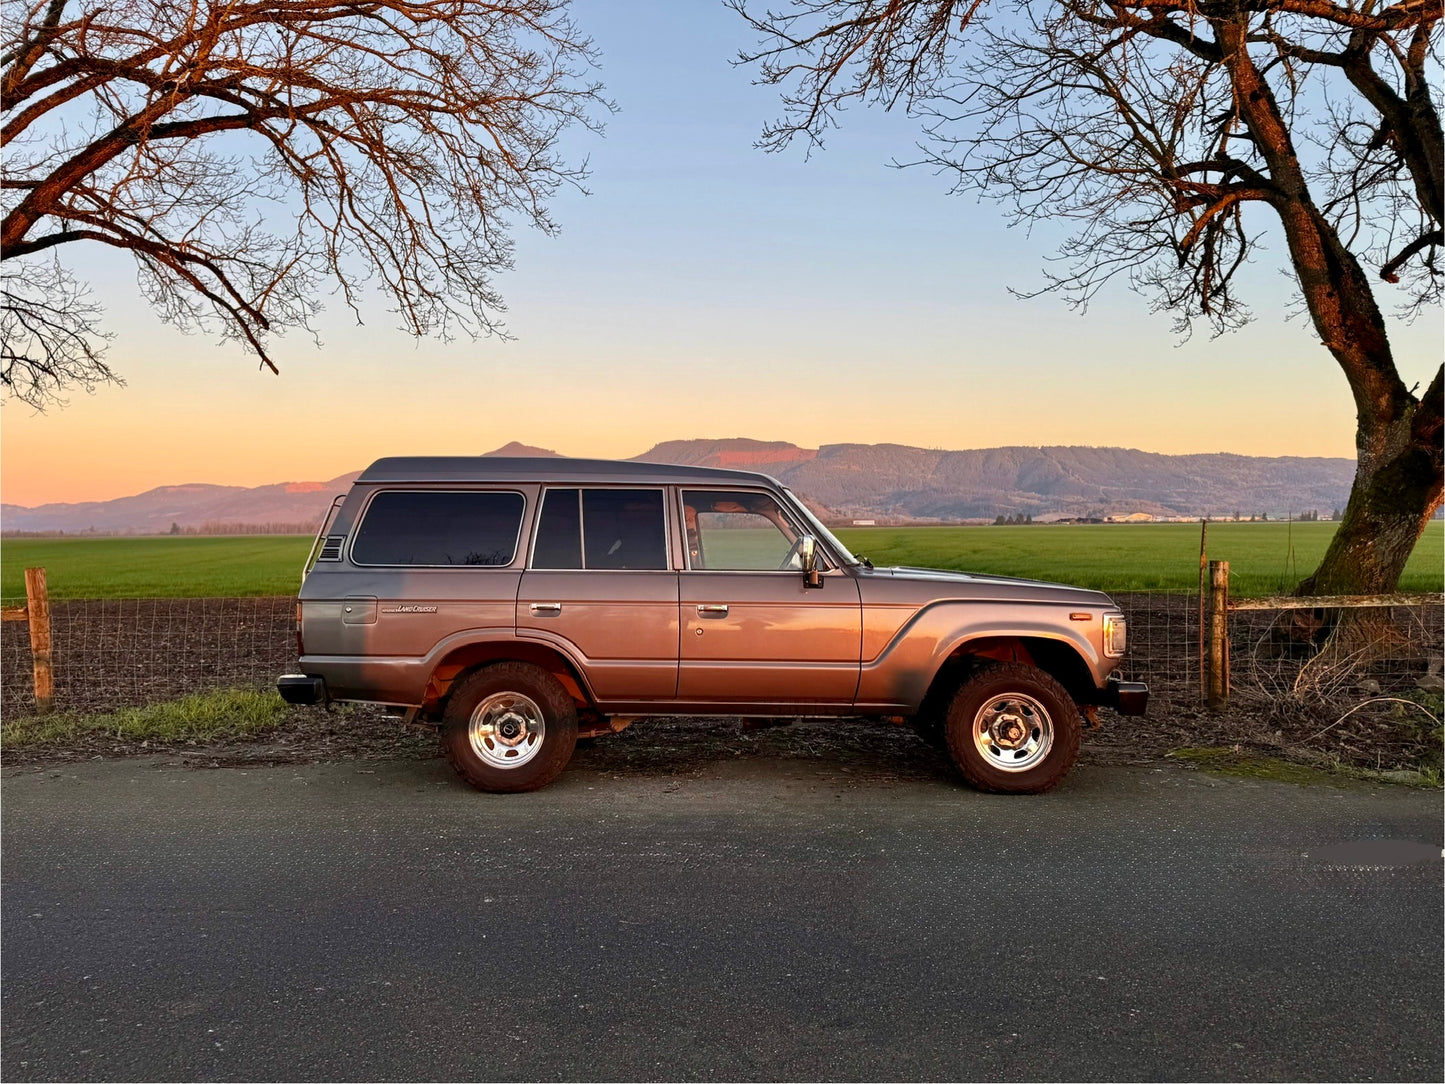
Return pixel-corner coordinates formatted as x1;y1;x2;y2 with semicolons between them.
532;488;583;569
532;488;668;570
352;491;524;566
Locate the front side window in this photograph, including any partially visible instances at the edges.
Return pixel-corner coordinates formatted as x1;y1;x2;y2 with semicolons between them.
531;488;668;570
352;490;524;566
682;490;808;571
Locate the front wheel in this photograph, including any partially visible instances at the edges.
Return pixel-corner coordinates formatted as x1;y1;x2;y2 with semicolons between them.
942;662;1082;794
441;662;578;792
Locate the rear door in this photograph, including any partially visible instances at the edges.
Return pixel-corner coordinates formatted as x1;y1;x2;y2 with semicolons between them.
517;487;679;702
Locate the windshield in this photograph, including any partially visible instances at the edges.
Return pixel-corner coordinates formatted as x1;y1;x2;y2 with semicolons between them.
784;489;861;567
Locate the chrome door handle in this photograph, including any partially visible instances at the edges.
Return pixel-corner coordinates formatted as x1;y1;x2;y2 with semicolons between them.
696;604;729;616
529;602;562;615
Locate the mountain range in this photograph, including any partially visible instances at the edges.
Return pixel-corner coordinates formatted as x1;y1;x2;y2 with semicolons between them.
1;438;1356;534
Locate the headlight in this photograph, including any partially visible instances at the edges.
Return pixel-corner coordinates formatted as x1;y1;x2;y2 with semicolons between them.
1103;612;1127;657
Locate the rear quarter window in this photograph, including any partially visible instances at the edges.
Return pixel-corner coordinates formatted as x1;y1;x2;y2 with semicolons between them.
351;490;525;566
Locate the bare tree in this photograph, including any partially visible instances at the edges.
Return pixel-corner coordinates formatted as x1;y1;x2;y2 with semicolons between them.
1;0;607;409
733;0;1443;598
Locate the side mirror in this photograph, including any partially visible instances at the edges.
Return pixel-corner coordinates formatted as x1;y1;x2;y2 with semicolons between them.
799;534;823;589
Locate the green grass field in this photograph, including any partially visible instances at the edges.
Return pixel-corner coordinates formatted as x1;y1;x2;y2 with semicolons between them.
0;536;315;599
2;521;1440;598
834;521;1443;596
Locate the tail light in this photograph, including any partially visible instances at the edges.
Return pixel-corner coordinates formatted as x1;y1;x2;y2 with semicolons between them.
295;601;305;657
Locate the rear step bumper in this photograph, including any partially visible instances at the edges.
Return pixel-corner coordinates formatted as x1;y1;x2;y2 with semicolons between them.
277;674;328;706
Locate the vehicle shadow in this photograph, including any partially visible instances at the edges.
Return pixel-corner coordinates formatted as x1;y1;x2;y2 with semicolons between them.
570;715;956;784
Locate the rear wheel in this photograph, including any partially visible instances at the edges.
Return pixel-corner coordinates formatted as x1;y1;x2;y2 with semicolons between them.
441;662;578;793
942;662;1081;794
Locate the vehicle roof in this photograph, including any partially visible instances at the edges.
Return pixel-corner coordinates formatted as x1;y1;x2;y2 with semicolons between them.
356;456;784;487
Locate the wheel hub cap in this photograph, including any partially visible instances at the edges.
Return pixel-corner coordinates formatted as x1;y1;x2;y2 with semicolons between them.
973;693;1054;772
469;693;545;768
496;713;525;744
993;713;1029;749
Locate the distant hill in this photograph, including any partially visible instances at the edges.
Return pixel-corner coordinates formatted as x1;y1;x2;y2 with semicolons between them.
1;474;362;535
630;439;1354;521
1;438;1355;533
483;441;560;457
636;438;817;470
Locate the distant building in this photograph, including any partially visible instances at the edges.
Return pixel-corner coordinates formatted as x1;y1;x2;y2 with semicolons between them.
1105;512;1156;523
852;519;876;526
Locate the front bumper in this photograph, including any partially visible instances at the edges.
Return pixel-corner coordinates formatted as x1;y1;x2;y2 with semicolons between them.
277;674;328;706
1100;678;1148;716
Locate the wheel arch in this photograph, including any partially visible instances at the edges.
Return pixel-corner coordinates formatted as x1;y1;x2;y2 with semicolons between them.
921;634;1098;713
423;639;596;717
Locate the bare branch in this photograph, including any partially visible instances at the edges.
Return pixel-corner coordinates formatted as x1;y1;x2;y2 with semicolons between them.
0;0;611;406
1;256;118;409
1381;227;1443;279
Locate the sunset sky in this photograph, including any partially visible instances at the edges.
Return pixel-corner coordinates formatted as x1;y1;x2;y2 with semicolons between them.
3;1;1441;509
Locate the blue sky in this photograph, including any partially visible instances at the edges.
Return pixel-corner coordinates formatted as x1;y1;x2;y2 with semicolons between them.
4;0;1440;506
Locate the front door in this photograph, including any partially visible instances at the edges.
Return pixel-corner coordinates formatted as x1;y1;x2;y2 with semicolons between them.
677;489;861;706
517;487;679;702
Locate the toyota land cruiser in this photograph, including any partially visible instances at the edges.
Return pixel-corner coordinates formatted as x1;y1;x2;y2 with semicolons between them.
278;457;1147;793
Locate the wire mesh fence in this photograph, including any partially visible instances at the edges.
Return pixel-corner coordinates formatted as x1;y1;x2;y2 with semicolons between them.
1224;600;1443;768
1228;602;1444;709
1110;592;1201;695
1;597;295;717
1;594;1439;747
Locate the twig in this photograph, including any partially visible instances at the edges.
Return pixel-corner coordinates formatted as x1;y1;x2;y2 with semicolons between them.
1305;697;1442;743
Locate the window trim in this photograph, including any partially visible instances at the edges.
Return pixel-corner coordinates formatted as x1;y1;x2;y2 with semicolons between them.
678;486;836;575
347;487;528;569
527;485;673;572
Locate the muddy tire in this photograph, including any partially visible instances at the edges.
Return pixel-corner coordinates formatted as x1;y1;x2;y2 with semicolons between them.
942;661;1081;794
441;662;578;793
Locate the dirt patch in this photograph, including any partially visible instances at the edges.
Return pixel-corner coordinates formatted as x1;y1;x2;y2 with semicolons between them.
1;703;1176;780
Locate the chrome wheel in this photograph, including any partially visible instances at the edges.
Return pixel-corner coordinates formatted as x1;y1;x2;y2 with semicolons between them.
468;692;546;769
972;693;1054;772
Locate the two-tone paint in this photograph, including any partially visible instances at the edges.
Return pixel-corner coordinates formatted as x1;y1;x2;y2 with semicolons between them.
285;456;1144;720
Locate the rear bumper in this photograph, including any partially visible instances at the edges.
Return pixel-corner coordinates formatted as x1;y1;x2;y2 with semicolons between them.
1100;678;1149;716
277;674;328;706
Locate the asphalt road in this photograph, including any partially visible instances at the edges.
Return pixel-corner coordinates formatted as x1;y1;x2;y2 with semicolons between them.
2;755;1441;1082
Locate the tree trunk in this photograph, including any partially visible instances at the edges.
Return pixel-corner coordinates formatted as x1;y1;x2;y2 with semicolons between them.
1298;411;1443;596
1286;369;1442;663
1214;19;1444;600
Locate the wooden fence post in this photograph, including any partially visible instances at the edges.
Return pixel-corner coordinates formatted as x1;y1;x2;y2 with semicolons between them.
1206;560;1230;710
1198;518;1207;696
24;567;53;715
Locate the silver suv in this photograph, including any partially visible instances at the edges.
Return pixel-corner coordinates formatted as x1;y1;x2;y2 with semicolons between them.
279;457;1146;793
